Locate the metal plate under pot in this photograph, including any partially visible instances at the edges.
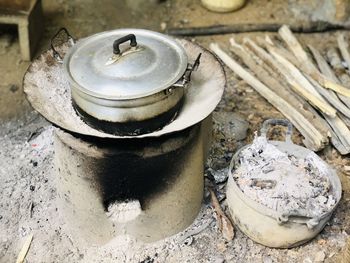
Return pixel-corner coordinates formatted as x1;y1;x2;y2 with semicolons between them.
23;39;225;139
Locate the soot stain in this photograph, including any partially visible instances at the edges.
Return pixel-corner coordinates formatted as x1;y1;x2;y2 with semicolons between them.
74;125;199;210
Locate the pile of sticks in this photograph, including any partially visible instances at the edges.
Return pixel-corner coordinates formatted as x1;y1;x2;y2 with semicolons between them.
210;25;350;154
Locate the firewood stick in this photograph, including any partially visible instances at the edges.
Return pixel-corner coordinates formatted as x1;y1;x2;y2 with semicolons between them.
243;38;336;117
337;34;350;71
323;114;350;152
265;44;350;153
309;45;340;83
259;37;350;118
327;47;345;71
243;38;337;117
278;25;317;72
243;37;331;137
278;25;350;97
265;43;350;118
309;45;350;109
306;76;350;150
16;234;33;263
229;38;328;149
210;43;327;151
327;128;349;155
209;188;234;241
166;21;346;36
269;49;337;112
339;112;350;127
326;47;350;88
245;38;350;153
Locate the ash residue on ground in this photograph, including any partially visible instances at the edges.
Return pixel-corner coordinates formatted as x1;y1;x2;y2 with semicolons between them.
0;110;347;262
1;0;350;262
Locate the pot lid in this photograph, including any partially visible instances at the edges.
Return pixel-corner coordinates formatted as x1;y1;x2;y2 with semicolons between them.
63;29;188;100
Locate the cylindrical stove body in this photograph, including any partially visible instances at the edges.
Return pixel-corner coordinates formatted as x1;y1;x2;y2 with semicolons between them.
54;117;211;245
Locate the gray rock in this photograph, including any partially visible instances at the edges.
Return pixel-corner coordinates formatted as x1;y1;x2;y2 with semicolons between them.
213;112;249;141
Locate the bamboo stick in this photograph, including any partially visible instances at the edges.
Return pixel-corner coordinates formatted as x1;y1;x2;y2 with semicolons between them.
210;43;327;151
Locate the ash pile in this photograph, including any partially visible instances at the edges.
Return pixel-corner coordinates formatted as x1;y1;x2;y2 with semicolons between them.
233;135;338;218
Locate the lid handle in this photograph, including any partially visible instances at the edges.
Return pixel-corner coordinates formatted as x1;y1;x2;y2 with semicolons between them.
113;34;137;55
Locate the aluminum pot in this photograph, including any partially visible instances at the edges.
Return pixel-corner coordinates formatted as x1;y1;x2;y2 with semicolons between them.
226;119;342;248
51;28;201;136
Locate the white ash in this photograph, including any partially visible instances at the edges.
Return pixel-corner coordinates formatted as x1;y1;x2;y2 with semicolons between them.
233;135;337;218
24;45;98;136
207;167;229;184
106;200;142;223
0;117;347;262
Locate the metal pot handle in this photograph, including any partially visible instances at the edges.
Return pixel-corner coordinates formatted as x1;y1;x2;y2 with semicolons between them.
260;119;323;228
113;34;137;55
173;53;202;88
184;53;202;83
277;213;321;229
50;27;75;63
260;119;293;144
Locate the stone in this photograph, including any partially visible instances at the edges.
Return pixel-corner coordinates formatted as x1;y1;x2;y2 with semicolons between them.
289;0;350;23
213;112;249;141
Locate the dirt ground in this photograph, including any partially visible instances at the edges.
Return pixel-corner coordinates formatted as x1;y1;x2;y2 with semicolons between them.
0;0;350;262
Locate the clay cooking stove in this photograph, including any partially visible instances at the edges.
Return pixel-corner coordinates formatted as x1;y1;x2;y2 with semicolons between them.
23;28;226;245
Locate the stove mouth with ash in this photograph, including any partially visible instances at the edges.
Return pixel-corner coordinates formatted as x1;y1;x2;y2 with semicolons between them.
54;122;205;244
